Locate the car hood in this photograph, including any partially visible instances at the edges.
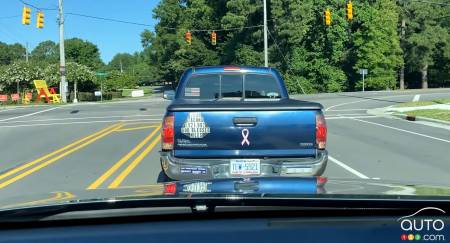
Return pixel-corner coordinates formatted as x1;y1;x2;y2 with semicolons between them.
1;177;449;211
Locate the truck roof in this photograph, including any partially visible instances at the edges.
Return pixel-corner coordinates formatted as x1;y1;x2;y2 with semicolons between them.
188;65;273;74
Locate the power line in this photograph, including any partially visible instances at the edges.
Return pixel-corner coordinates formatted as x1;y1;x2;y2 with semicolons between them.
18;0;58;11
267;29;306;94
65;12;153;27
185;25;264;32
65;12;264;32
0;15;21;19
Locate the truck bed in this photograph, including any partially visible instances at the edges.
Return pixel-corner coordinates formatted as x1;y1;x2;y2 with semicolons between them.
167;99;323;112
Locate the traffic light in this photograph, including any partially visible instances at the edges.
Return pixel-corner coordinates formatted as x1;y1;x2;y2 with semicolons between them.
185;31;192;45
211;31;217;46
346;1;353;21
22;6;31;25
36;11;44;29
325;9;331;26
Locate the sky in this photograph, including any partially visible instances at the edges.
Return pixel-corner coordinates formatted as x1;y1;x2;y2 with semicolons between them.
0;0;159;63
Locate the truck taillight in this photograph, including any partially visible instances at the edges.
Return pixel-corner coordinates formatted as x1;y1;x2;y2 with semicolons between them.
316;112;327;150
164;182;177;195
162;115;174;151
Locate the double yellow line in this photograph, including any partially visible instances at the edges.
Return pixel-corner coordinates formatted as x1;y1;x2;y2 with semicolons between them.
0;123;123;189
87;124;162;190
2;191;75;209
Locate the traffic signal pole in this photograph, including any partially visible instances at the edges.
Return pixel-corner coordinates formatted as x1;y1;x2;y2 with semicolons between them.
58;0;68;103
263;0;268;67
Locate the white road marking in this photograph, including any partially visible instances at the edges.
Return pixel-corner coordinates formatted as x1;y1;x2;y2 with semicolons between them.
0;107;59;122
0;114;164;124
412;94;421;102
325;92;450;111
325;94;414;111
350;118;450;143
372;177;381;180
0;118;162;128
328;156;370;179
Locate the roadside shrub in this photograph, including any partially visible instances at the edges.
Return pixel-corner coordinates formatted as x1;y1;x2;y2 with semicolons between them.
143;88;153;95
102;92;113;100
70;92;95;101
108;91;122;99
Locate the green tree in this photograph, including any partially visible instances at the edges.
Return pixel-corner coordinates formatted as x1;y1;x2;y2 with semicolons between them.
62;38;104;70
129;62;160;85
0;42;26;65
137;0;449;93
43;62;97;91
270;0;349;93
31;40;58;64
102;70;137;91
0;61;42;92
147;0;220;83
353;0;403;90
108;53;137;72
404;1;449;88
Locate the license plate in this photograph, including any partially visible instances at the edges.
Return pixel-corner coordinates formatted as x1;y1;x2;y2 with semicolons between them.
230;159;261;175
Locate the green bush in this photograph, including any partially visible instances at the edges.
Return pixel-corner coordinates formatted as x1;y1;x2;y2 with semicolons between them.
70;92;95;101
102;92;113;100
143;87;153;95
108;91;122;99
121;89;132;97
68;91;118;101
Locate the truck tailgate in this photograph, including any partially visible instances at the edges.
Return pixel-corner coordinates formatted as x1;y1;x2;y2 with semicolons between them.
170;100;320;158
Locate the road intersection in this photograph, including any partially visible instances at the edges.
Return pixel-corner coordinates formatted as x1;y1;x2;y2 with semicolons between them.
0;89;449;201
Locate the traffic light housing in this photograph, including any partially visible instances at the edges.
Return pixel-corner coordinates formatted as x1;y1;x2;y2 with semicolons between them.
22;7;31;25
346;1;353;21
211;31;217;46
36;11;44;29
325;9;331;26
185;31;192;45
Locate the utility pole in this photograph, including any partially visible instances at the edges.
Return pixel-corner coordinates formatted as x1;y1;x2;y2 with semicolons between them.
25;42;29;63
120;59;123;73
263;0;268;67
399;19;406;90
58;0;68;103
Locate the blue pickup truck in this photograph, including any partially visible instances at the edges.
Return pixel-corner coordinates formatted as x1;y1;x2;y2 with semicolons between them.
160;66;327;181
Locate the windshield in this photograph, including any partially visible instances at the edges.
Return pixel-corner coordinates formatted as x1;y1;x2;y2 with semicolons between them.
181;74;281;99
1;0;450;214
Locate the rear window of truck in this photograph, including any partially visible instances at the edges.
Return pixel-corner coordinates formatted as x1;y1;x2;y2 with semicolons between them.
181;74;281;99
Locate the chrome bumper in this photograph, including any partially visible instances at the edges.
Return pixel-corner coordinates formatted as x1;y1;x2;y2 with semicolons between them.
160;150;328;181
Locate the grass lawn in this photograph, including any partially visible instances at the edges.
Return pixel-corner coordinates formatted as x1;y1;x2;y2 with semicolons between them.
402;109;450;122
414;186;450;196
394;97;450;108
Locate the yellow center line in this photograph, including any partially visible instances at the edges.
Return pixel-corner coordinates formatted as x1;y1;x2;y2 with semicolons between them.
108;134;161;189
115;125;159;132
87;124;162;190
0;123;120;182
0;124;123;189
1;191;75;209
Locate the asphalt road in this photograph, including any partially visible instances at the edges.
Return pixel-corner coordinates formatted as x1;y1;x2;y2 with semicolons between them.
0;89;449;201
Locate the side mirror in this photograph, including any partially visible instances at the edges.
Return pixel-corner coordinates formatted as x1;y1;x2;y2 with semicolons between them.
163;90;175;100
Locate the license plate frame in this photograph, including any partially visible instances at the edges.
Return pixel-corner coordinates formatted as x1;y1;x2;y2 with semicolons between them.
230;159;261;175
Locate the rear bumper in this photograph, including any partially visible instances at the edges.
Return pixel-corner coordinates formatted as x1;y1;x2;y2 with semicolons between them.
160;150;328;181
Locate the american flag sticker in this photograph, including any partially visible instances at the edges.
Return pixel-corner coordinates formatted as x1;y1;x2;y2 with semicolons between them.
185;87;200;97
